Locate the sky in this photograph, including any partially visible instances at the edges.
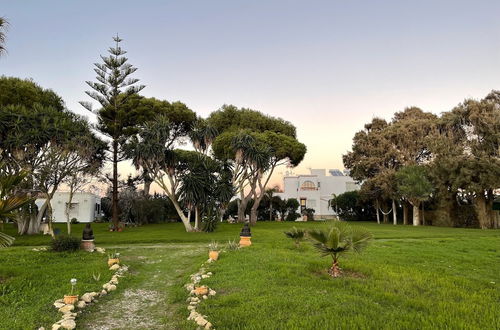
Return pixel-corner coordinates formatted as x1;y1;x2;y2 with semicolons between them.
2;0;500;189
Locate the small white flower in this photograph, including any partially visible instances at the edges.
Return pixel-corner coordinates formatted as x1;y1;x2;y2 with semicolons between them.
70;278;77;285
116;253;120;257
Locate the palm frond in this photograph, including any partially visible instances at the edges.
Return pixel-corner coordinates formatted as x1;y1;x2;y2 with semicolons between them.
0;231;15;248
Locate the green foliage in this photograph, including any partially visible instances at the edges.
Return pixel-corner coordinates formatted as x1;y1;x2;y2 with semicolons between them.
284;227;306;246
396;165;433;204
208;104;297;137
308;221;372;262
284;198;301;221
0;76;64;111
50;235;80;252
0;170;31;247
208;240;219;251
225;239;240;251
330;190;374;221
302;208;315;221
202;213;219;233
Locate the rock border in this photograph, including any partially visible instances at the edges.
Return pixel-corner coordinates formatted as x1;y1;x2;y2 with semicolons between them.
50;264;129;330
184;258;217;329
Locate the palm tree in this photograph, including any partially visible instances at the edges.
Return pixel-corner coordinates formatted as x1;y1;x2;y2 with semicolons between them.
189;119;218;154
0;171;31;247
284;227;306;247
265;188;277;220
308;222;372;277
0;17;8;56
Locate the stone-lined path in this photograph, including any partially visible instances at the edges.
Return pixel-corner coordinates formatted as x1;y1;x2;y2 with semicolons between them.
77;244;205;330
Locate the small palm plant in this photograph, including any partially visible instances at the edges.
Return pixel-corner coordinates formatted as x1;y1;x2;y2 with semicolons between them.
284;227;306;247
308;222;372;277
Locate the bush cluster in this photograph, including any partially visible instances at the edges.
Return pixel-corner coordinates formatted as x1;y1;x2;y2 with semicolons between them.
51;235;80;252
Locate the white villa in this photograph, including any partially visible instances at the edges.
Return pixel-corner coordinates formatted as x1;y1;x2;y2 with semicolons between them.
35;192;102;223
275;168;360;219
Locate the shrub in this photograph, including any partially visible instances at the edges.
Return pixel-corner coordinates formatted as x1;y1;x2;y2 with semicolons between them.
70;218;79;224
226;240;240;251
208;241;219;251
284;227;306;246
51;235;80;252
308;222;372;277
202;214;218;232
285;212;301;221
302;208;315;221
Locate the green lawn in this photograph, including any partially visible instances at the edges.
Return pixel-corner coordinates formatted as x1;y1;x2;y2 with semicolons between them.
0;222;499;329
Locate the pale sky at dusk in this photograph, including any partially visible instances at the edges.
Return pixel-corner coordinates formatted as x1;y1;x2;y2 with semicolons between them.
2;1;500;188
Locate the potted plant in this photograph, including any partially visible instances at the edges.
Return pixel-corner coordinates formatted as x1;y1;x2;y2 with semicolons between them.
108;251;120;267
63;278;78;304
208;241;219;260
194;285;209;295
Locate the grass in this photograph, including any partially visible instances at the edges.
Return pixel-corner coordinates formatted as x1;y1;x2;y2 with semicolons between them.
0;221;499;329
0;247;112;329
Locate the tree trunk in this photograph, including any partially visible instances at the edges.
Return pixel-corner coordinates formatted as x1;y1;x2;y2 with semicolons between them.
403;202;408;225
250;206;258;225
421;202;425;226
170;198;193;232
329;258;341;277
474;193;491;229
392;199;397;225
238;191;251;223
112;139;119;229
66;189;74;236
30;200;48;234
194;207;200;230
269;202;273;221
46;197;55;238
375;200;380;224
412;202;420;226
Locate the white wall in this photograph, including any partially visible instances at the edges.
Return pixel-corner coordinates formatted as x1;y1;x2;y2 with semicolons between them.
277;169;360;218
35;192;101;223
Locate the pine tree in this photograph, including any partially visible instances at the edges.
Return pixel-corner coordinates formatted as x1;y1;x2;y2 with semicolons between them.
81;35;145;230
0;17;9;56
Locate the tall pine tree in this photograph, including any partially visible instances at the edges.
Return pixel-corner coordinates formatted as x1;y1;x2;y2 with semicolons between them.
81;35;145;229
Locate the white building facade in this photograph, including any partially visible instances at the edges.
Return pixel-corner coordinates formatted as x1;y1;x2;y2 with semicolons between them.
35;192;102;223
276;169;360;219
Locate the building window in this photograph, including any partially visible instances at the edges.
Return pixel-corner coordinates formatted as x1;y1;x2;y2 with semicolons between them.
300;198;306;213
300;180;316;191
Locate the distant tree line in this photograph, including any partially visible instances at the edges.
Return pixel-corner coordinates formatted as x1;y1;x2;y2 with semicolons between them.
342;99;500;229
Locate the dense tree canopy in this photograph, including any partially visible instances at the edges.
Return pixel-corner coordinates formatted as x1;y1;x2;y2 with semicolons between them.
209;105;306;224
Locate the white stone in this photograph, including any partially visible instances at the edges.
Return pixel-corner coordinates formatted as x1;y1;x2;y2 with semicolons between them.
100;289;108;296
205;322;213;329
202;295;208;300
52;324;61;330
53;302;65;309
89;292;98;297
109;264;120;271
55;299;64;304
81;293;93;303
187;305;195;310
59;319;76;330
201;275;209;279
76;300;86;309
207;272;213;275
58;305;74;313
107;284;117;291
208;290;216;296
196;317;208;326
